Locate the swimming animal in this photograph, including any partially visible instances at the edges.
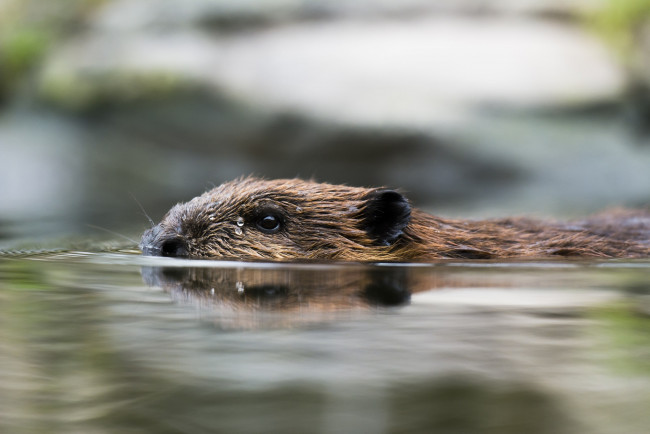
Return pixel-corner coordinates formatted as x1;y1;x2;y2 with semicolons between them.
140;177;650;261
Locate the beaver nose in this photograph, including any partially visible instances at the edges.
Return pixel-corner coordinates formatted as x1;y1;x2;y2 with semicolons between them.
159;238;189;257
140;227;189;258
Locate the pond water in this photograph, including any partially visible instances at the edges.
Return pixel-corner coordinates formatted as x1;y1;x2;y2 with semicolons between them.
1;249;649;434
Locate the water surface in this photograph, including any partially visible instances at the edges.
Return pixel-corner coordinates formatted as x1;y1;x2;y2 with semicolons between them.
1;250;649;433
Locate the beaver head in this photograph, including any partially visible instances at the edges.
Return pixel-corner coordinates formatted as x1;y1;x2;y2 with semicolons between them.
140;177;412;261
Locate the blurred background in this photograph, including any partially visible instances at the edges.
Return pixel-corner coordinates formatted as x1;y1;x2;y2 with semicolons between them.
2;4;650;433
1;0;650;245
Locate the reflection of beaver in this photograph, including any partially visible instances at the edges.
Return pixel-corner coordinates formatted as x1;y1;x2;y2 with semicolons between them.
141;265;412;312
140;177;650;260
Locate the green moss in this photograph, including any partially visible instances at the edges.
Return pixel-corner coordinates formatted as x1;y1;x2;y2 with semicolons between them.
40;69;196;111
588;0;650;58
1;28;50;75
0;26;51;97
0;0;108;99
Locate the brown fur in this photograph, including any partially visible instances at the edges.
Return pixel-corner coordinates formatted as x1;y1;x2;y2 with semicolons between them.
140;177;650;261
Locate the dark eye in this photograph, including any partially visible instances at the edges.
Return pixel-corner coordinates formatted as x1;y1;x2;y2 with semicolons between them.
257;214;281;234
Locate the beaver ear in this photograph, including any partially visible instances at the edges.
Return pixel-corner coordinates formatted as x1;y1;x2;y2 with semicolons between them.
362;190;411;246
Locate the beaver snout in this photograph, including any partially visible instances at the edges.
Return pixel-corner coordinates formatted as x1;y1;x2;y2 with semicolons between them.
140;226;190;258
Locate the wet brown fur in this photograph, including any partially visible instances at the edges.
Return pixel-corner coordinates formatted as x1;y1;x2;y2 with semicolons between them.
141;177;650;261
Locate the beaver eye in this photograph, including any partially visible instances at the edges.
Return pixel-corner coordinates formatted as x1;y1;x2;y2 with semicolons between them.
257;215;281;234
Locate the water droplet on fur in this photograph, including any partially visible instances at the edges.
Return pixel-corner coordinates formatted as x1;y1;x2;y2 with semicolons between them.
236;281;245;294
235;227;243;235
209;216;215;221
296;206;302;212
210;288;215;295
236;217;244;227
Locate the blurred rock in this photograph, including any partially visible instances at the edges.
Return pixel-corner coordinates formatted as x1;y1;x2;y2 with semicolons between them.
93;0;602;33
40;11;624;123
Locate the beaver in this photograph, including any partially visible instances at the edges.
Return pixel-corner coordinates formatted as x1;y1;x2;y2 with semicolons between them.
140;177;650;261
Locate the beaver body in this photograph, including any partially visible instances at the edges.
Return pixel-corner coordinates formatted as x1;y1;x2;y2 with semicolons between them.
140;177;650;261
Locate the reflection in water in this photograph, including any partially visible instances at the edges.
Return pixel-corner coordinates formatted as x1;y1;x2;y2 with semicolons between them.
141;264;412;311
1;252;649;433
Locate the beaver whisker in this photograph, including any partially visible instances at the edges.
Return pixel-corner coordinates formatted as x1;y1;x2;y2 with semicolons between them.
129;191;155;228
87;224;138;244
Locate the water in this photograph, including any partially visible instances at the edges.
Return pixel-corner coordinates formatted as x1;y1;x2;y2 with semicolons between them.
1;250;649;434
